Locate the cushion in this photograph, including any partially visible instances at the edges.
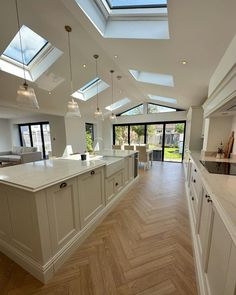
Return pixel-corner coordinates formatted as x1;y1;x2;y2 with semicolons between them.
12;146;23;155
0;155;21;162
22;147;38;153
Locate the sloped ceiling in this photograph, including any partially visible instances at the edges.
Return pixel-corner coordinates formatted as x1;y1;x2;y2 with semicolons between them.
0;0;236;119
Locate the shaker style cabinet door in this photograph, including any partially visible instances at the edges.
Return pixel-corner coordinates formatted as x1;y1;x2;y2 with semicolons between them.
205;207;232;295
46;177;80;253
224;243;236;295
78;167;104;228
197;190;213;268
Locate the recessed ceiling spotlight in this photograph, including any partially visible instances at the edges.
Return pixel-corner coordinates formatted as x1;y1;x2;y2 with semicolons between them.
181;60;188;65
83;64;86;68
114;55;118;59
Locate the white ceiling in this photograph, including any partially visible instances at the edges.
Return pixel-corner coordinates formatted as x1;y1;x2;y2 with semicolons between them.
0;0;236;119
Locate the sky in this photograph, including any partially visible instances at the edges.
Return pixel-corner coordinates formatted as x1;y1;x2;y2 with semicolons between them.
3;25;47;65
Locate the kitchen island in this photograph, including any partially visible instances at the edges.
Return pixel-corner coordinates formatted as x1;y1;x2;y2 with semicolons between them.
0;150;138;283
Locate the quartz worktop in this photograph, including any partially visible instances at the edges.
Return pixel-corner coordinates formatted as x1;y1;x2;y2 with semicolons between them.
95;149;137;158
189;150;236;244
0;158;107;192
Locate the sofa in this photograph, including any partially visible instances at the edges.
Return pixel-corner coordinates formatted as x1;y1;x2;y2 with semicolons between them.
0;146;42;165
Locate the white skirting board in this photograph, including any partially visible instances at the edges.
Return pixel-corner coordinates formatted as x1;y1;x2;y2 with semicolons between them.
185;182;207;295
0;176;139;283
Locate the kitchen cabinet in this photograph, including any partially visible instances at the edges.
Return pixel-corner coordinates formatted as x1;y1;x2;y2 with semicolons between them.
189;163;203;227
46;177;80;253
224;244;236;295
124;156;134;184
205;207;232;295
78;167;104;227
196;189;213;269
105;170;124;204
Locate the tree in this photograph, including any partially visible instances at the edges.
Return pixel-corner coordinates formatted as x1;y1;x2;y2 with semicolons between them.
86;131;93;152
175;123;184;134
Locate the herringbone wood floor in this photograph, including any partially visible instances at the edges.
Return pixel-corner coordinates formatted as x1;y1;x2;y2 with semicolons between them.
0;162;197;295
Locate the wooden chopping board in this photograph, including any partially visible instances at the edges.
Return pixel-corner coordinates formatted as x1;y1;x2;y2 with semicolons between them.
224;131;234;158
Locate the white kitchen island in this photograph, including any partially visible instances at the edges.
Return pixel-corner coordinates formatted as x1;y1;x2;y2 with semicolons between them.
0;151;138;283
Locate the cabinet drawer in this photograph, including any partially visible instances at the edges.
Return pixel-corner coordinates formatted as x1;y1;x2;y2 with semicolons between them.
114;170;124;193
191;165;203;202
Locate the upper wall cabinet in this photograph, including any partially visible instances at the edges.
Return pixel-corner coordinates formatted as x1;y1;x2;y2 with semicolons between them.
203;33;236;118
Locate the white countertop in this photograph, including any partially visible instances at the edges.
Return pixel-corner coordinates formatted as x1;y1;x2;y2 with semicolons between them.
189;151;236;244
95;149;137;158
0;158;106;192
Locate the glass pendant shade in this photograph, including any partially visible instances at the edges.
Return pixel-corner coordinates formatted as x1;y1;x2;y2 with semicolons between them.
16;83;39;109
66;98;81;117
94;107;104;120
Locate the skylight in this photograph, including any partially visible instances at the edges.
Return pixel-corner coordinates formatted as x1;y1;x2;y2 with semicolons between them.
72;78;109;101
106;0;167;9
148;103;176;113
120;104;144;116
106;98;131;111
129;70;174;87
148;94;177;104
3;25;48;65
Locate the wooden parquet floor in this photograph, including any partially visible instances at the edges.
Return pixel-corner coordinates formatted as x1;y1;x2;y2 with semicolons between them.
0;162;197;295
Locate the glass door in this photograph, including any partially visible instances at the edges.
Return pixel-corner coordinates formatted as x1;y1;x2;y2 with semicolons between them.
130;125;145;145
19;122;52;159
19;125;31;147
163;123;185;162
42;124;52;158
146;124;163;161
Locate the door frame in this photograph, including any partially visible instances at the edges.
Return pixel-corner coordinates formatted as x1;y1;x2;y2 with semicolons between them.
18;121;50;159
113;120;186;163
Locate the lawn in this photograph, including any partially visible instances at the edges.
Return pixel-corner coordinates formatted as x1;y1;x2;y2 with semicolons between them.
164;147;182;161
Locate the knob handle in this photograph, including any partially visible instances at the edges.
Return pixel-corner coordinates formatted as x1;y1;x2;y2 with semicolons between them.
193;179;196;183
205;194;209;199
60;182;67;189
90;170;95;175
194;169;197;172
115;182;119;186
192;197;194;201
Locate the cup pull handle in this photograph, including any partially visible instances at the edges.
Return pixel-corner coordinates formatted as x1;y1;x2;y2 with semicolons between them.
91;170;95;175
60;182;67;189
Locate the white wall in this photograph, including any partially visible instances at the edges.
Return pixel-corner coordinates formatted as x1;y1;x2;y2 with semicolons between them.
0;119;12;152
231;115;236;154
102;111;187;149
10;114;67;157
203;116;233;152
64;115;103;153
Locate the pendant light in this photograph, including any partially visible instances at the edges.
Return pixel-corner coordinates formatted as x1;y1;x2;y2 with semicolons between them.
109;70;117;121
93;54;104;120
65;25;81;117
15;0;39;109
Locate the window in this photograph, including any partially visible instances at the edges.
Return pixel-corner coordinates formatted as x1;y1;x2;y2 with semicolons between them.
19;122;52;159
148;94;177;104
129;70;174;87
106;0;167;9
113;121;186;163
148;103;177;113
119;104;144;116
130;125;145;144
106;98;131;111
85;123;94;152
114;125;129;145
3;25;48;65
0;25;63;83
72;78;109;101
75;0;169;40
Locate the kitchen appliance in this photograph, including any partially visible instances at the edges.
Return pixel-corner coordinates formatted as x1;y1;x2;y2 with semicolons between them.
200;160;236;175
